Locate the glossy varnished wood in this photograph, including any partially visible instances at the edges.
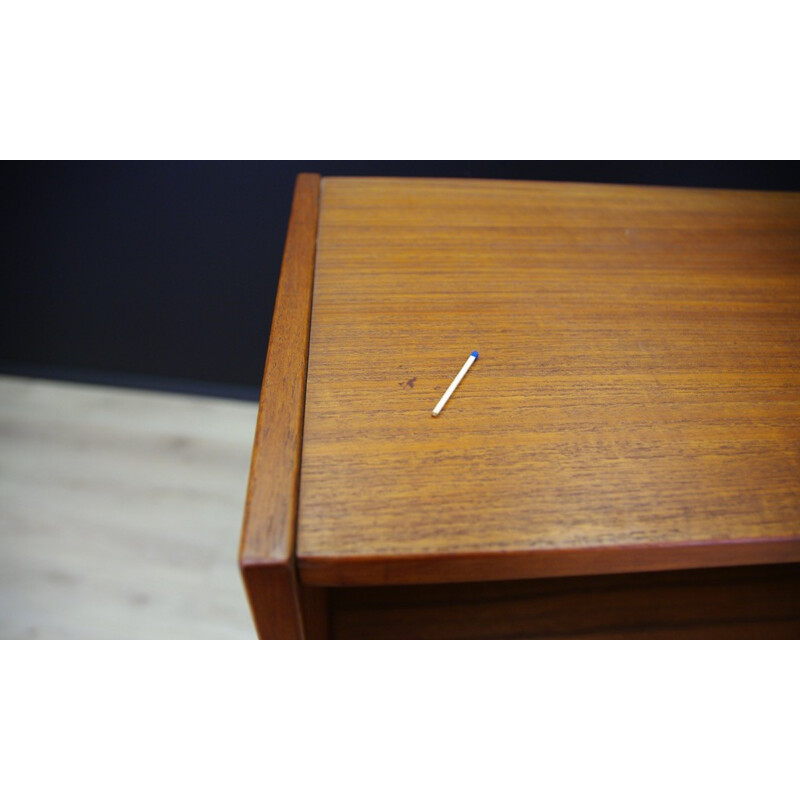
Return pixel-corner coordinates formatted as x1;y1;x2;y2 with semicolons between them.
239;173;320;637
297;178;800;586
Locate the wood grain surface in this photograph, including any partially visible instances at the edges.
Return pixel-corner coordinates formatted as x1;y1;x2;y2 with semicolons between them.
239;173;320;636
297;178;800;586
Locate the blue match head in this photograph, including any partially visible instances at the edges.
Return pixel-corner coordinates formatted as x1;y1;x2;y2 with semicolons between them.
471;350;479;359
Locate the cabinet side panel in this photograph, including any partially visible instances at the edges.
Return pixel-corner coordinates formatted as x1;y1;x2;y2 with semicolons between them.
239;174;321;639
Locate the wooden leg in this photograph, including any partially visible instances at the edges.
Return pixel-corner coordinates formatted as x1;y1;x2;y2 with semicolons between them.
241;564;328;639
241;563;304;639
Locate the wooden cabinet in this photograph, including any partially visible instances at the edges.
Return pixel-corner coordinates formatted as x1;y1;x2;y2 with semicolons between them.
240;174;800;638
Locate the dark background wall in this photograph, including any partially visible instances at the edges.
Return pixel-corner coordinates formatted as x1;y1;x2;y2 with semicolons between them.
2;161;797;399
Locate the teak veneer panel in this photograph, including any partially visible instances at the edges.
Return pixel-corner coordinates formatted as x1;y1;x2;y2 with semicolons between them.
239;174;321;637
297;178;800;586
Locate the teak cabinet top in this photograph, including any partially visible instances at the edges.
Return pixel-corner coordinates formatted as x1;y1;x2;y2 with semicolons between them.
247;175;800;590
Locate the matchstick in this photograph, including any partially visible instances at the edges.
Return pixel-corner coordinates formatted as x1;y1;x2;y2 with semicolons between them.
432;351;479;417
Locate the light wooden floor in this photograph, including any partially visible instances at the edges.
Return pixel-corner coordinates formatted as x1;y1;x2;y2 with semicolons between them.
0;375;257;638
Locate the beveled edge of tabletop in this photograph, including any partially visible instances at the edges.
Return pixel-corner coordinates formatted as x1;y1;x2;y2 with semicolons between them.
317;175;800;204
297;537;800;587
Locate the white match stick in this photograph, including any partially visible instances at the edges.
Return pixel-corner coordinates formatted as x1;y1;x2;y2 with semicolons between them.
432;351;479;417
